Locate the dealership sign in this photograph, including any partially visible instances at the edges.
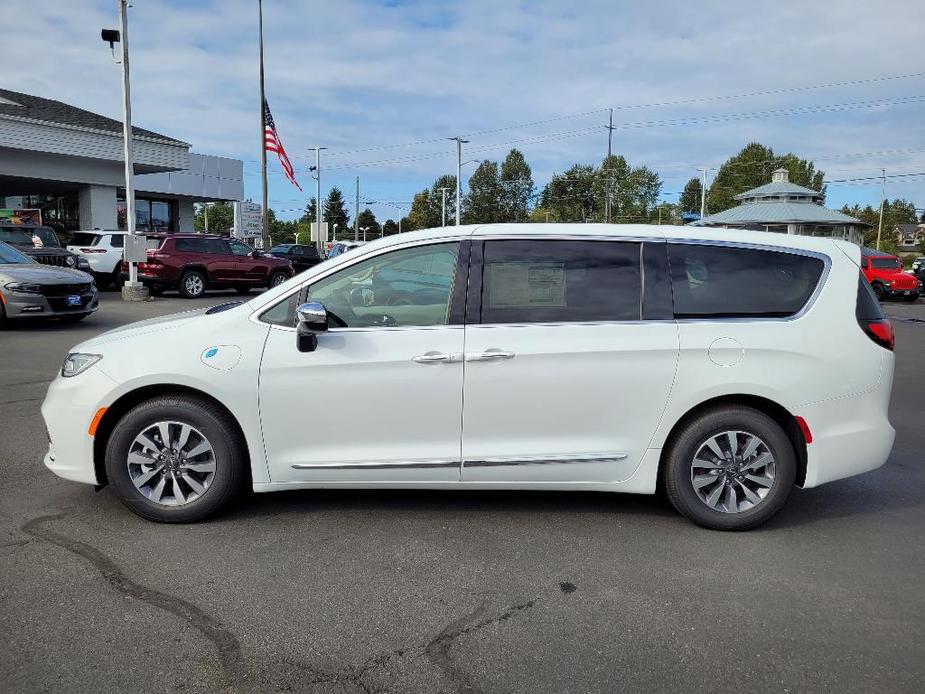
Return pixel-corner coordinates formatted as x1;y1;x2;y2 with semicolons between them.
239;202;262;238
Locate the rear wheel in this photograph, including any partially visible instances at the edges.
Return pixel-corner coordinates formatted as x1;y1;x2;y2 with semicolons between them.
104;395;245;522
663;405;796;531
179;270;207;299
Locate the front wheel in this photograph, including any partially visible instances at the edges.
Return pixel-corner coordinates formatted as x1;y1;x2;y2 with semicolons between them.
104;395;246;522
872;282;885;300
662;405;796;531
267;271;289;288
179;270;207;299
905;292;919;302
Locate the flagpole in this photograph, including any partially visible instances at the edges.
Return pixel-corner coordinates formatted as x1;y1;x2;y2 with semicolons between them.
258;0;269;249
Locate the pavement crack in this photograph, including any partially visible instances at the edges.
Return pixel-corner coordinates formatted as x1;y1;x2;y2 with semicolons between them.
425;599;537;694
21;513;248;692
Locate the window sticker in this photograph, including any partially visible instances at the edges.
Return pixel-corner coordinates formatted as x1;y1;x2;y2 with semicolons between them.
488;261;566;308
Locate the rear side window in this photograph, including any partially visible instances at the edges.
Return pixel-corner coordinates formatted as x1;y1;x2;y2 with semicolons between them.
480;240;641;324
108;234;124;248
870;257;900;270
70;233;101;246
856;272;885;320
668;244;824;318
146;236;164;250
174;238;203;253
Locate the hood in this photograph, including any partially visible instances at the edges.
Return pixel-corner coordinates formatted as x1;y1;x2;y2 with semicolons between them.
20;246;70;255
72;302;248;351
0;263;92;283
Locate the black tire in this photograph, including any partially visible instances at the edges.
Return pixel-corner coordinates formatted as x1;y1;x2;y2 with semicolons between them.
872;282;885;300
60;312;91;323
662;405;796;531
235;286;251;295
104;395;246;523
179;270;207;299
0;300;7;329
905;293;919;303
267;271;289;289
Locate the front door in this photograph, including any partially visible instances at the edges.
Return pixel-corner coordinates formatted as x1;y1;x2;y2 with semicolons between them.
461;239;679;484
259;241;467;483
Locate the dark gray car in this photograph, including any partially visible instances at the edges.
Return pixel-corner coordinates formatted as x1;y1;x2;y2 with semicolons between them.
0;241;99;324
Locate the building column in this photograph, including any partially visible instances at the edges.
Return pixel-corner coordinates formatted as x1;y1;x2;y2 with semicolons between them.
77;185;117;230
176;199;195;232
787;223;798;235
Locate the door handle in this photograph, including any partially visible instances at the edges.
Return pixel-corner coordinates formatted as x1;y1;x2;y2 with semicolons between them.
412;352;457;364
466;349;516;362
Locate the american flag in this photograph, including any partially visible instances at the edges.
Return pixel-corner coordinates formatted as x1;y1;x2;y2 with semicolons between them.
264;99;301;190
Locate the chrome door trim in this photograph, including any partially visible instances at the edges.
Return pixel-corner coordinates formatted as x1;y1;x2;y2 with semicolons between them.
292;459;460;470
463;453;628;468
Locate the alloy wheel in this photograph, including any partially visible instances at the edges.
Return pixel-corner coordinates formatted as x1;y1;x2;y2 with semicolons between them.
689;430;776;514
127;421;216;506
271;273;287;287
185;274;205;296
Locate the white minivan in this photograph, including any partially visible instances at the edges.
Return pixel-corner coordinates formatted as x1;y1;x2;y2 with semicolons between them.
41;224;895;530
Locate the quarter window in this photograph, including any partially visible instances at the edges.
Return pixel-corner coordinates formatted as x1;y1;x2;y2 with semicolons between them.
667;244;825;318
306;242;460;328
480;240;641;324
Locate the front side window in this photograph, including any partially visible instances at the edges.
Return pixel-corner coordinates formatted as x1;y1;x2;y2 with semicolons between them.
668;243;825;318
307;242;460;328
229;241;252;256
480;240;641;324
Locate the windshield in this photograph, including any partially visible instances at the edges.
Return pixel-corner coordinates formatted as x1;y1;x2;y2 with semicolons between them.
32;227;61;247
0;242;34;264
871;257;901;270
269;245;292;254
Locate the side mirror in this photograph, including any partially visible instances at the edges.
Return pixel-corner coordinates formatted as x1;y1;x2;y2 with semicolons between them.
296;301;328;352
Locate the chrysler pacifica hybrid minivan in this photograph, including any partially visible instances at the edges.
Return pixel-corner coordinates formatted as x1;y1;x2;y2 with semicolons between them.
41;224;895;530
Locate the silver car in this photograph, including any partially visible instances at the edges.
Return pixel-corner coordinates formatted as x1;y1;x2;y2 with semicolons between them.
0;241;99;324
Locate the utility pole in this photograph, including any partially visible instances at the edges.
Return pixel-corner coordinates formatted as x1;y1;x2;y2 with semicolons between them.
658;205;662;225
203;202;209;232
605;107;615;223
354;176;360;242
699;167;709;219
877;168;886;250
449;137;469;225
438;187;450;227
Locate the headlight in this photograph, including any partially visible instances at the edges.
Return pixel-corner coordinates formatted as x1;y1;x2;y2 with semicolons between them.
65;256;76;266
77;257;91;270
61;353;102;378
4;282;42;293
883;281;892;287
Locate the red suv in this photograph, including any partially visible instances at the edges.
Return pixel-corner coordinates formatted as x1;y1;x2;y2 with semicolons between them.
133;234;294;298
861;247;920;302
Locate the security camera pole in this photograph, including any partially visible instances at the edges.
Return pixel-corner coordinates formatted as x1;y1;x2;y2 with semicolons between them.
105;1;148;300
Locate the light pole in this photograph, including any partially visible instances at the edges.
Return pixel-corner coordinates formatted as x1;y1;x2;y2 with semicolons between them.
438;186;450;227
699;167;709;218
102;3;147;301
449;137;469;225
361;226;369;242
876;168;886;250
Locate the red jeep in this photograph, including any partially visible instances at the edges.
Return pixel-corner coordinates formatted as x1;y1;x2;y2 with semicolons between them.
134;234;294;298
861;247;920;302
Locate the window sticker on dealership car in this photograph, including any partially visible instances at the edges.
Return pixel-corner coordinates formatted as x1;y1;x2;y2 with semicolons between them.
488;261;566;308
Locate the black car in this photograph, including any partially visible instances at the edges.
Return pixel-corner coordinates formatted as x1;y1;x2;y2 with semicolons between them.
0;224;90;272
267;244;322;273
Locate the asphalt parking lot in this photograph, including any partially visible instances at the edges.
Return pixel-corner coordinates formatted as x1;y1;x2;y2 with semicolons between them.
2;291;924;694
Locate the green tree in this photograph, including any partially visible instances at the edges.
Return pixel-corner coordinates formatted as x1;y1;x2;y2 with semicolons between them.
841;199;918;248
463;160;504;224
323;188;350;234
593;155;660;222
529;206;558;223
382;219;399;236
406;190;435;231
267;208;297;245
679;177;703;215
194;201;235;232
540;164;597;222
707;143;825;214
300;197;317;225
499;148;534;221
355;207;380;239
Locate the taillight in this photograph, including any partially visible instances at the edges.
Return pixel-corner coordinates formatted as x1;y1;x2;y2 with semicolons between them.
80;248;107;254
862;319;894;351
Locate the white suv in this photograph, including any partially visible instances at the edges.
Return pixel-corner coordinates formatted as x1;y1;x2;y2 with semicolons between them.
41;224;895;530
67;231;127;287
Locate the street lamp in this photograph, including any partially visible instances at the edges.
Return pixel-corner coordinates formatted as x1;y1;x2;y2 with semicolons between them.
361;226;369;242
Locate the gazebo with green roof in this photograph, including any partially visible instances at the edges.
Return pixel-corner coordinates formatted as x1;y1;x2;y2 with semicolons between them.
691;168;867;245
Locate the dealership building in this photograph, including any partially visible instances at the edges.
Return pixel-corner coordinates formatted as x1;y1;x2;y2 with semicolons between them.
0;88;244;234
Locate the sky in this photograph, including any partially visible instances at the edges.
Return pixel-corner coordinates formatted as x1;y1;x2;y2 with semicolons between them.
4;0;925;223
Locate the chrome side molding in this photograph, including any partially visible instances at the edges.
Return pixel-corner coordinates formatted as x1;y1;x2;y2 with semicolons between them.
292;459;459;470
463;453;628;468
